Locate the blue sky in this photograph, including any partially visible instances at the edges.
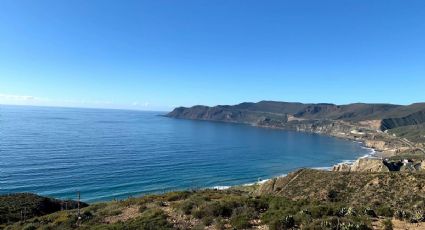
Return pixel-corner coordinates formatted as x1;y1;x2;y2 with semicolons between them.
0;0;424;111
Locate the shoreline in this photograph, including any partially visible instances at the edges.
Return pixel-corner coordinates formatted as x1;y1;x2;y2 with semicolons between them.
4;117;402;203
211;139;380;191
134;128;387;196
1;120;384;204
179;119;396;193
187;119;389;192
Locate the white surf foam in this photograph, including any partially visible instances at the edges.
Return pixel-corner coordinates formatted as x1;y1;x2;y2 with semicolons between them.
312;166;332;171
211;186;231;190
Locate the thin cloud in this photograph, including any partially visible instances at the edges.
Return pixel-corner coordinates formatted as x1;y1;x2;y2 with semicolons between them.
0;93;39;101
0;93;171;111
132;101;150;107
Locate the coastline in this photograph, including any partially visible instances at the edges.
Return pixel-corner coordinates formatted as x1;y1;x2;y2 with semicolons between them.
203;115;418;191
211;138;380;191
198;119;387;191
161;110;425;195
160;116;408;192
143;125;381;198
2;109;391;204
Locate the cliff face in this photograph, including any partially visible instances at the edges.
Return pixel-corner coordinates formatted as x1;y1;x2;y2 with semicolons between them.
332;156;425;172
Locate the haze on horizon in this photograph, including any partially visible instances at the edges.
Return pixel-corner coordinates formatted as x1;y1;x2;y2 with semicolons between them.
1;0;424;111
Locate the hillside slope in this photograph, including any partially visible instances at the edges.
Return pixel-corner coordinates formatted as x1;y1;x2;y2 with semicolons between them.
167;101;425;134
0;193;87;227
257;169;425;210
4;170;425;230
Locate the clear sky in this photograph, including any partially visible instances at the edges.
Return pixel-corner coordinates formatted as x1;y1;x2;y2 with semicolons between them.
0;0;424;111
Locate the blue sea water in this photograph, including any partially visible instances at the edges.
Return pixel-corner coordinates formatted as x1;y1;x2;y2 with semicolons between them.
0;105;371;202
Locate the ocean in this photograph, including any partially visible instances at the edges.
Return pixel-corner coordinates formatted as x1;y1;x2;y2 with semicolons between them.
0;105;371;202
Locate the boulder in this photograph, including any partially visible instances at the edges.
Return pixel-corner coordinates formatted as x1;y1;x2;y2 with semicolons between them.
332;158;389;172
332;163;351;172
351;158;390;172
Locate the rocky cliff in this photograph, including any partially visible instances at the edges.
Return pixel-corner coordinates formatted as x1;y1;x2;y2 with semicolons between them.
167;101;425;143
332;158;390;172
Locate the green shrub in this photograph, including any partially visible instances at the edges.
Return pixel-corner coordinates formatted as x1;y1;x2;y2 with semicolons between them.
293;212;311;227
164;191;192;202
97;203;123;216
22;224;37;230
310;205;335;218
245;197;269;211
82;210;93;220
327;190;339;202
202;216;214;226
268;215;295;230
229;206;255;228
139;205;147;213
230;211;252;229
179;200;196;215
114;209;172;230
213;217;226;230
191;201;222;219
409;210;424;223
176;194;207;215
267;197;293;210
375;206;394;217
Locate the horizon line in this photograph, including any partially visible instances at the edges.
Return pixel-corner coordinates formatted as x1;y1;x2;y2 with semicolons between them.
0;103;172;113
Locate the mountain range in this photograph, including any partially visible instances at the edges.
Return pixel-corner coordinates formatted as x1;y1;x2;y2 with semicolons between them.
167;101;425;132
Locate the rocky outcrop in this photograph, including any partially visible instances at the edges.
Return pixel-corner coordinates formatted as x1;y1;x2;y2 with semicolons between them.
364;140;388;151
332;158;390;172
333;158;425;172
332;163;352;172
358;120;382;130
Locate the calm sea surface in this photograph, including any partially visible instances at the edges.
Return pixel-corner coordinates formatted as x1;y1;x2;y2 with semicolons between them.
0;105;370;202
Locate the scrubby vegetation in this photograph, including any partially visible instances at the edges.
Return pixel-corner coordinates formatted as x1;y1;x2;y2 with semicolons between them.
387;150;425;161
2;170;425;229
258;169;425;212
0;193;86;228
389;124;425;143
